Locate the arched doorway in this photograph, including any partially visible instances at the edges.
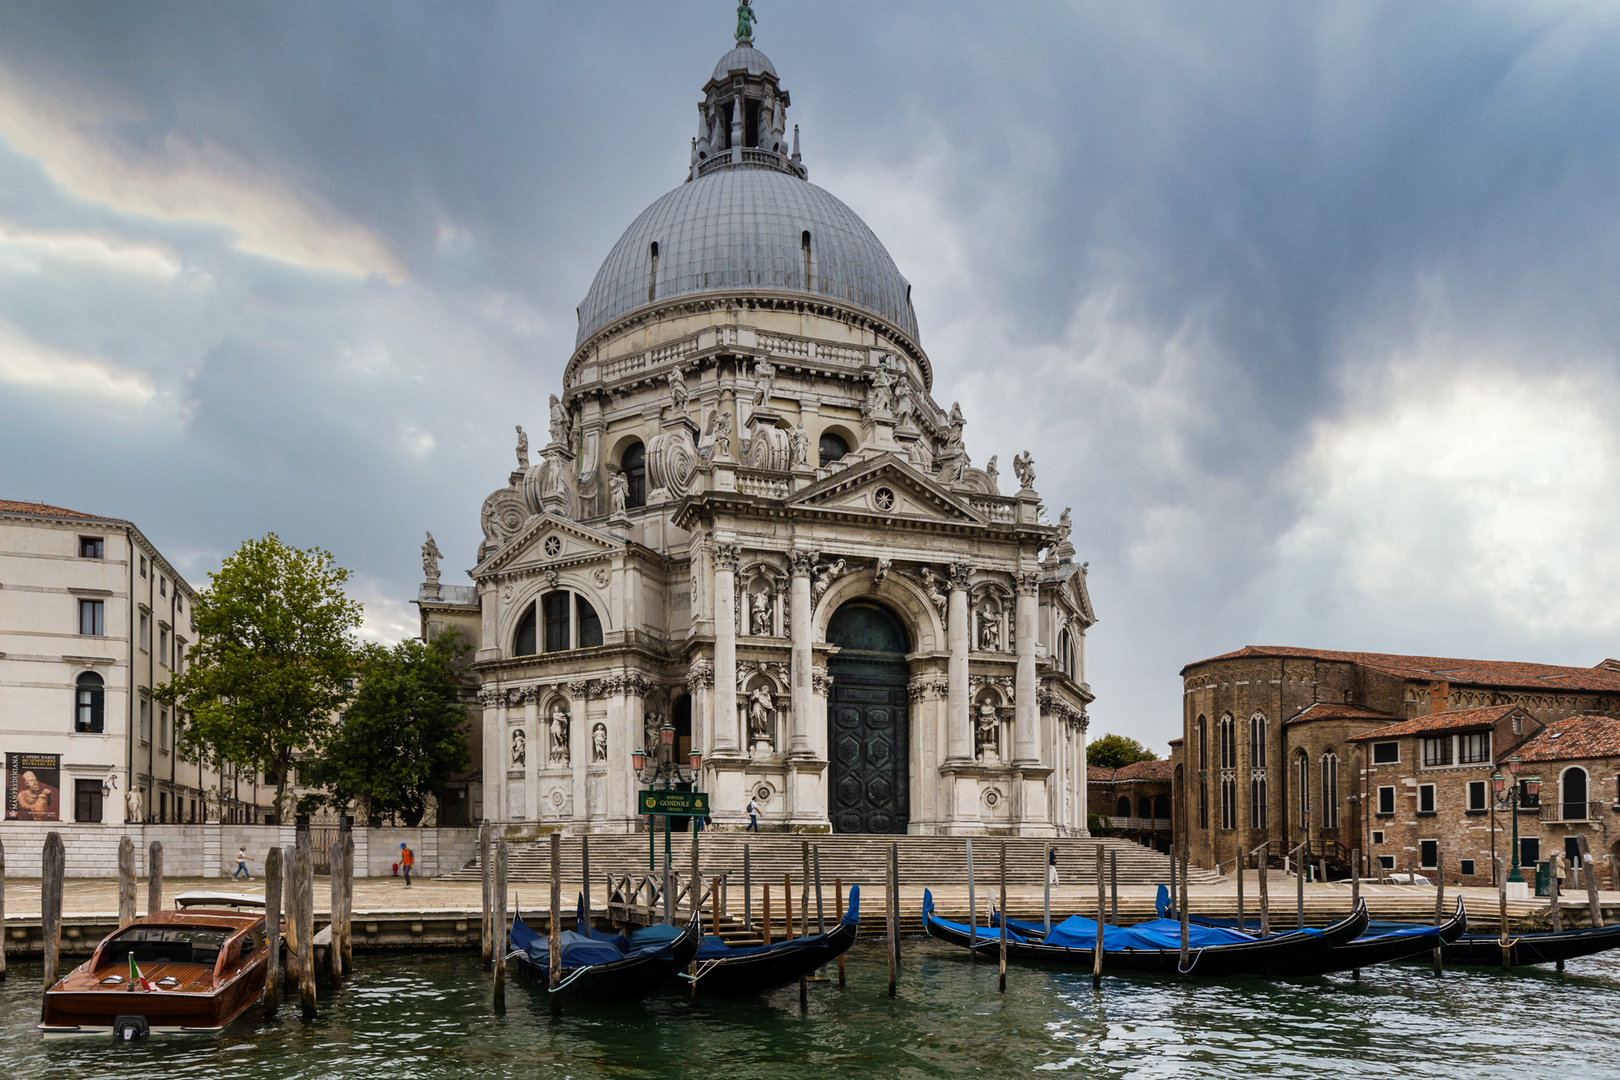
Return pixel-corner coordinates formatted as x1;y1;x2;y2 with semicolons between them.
827;600;910;834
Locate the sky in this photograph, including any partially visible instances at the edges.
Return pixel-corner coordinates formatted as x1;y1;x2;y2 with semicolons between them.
3;1;1619;754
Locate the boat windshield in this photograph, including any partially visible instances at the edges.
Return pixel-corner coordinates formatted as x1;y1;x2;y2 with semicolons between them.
101;926;230;967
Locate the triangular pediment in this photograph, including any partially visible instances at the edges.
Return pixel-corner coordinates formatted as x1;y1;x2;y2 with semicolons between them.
474;513;623;578
787;454;986;524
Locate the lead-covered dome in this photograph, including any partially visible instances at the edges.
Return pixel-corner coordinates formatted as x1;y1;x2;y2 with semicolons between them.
575;168;918;346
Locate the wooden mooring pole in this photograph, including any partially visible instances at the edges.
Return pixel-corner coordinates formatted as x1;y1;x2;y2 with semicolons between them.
1110;849;1119;924
1577;834;1604;928
581;834;591;933
1550;868;1564;972
1259;846;1271;936
1296;844;1305;929
966;838;976;951
263;847;281;1015
1432;846;1445;975
341;832;354;975
330;841;345;985
492;840;507;1012
1499;880;1511;970
42;832;65;993
814;845;826;935
1092;844;1105;988
282;845;300;989
480;823;492;967
763;884;773;947
117;835;137;928
294;840;316;1018
1236;846;1245;933
0;839;7;981
998;843;1008;994
694;831;704;1003
147;841;164;916
744;843;752;932
548;834;561;1016
1350;847;1361;981
887;842;898;998
1178;844;1191;979
834;876;846;986
1042;844;1051;936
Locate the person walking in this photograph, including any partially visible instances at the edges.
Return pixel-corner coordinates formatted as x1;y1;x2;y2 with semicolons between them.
233;846;251;880
746;796;760;832
1047;847;1060;886
400;842;415;887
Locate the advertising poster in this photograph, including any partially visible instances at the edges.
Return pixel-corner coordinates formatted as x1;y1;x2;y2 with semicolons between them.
6;752;61;821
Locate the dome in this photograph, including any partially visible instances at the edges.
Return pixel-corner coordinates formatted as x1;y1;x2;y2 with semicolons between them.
575;167;919;346
712;44;776;83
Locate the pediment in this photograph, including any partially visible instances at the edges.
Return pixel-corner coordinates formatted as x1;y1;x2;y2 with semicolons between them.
474;513;623;578
787;454;985;524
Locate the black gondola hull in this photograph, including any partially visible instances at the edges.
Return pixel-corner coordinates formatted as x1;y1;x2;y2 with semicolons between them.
1436;923;1620;967
1267;898;1468;977
511;916;701;1004
692;922;859;997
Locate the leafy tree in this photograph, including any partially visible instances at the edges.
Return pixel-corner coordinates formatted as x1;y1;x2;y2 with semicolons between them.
156;534;362;822
1088;733;1159;770
300;632;473;826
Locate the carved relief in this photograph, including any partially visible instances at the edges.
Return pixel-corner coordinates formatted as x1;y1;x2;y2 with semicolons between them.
811;557;847;604
746;424;792;472
917;566;948;617
648;425;698;496
714;543;742;573
480;487;530;545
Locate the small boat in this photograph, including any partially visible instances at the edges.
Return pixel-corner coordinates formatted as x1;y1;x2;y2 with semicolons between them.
40;892;270;1039
688;885;861;997
1417;920;1620;967
1266;897;1469;977
508;905;701;1004
923;889;1367;977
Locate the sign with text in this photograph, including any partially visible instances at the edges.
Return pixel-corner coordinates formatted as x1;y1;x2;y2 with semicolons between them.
6;752;61;821
639;790;709;817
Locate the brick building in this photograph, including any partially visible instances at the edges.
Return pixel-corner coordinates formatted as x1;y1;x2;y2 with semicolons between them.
1088;759;1172;852
1171;646;1620;886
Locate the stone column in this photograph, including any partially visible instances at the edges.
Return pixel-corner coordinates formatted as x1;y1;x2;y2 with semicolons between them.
1014;571;1040;764
945;562;973;763
789;550;814;757
523;691;540;820
712;542;741;752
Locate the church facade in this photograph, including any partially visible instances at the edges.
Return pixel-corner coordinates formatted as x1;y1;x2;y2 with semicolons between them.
418;27;1095;837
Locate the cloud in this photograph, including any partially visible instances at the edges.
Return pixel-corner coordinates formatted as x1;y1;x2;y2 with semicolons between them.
0;318;154;403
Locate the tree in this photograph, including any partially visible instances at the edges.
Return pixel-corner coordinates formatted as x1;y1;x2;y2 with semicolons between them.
299;632;473;826
1088;733;1159;770
156;534;362;822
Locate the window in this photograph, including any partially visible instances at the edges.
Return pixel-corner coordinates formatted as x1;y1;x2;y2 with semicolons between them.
1420;840;1438;869
1460;859;1476;876
1372;830;1385;845
802;229;813;288
1198;778;1209;830
74;672;105;733
79;536;104;559
1379;855;1396;870
1562;767;1589;821
159;792;168;823
1421;736;1453;767
1467;780;1488;812
159;576;167;597
79;599;105;636
1250;773;1268;829
140;555;148;578
622;442;647;509
514;604;537;656
818;431;850;468
139;612;150;650
1520;837;1540;866
1295;750;1310;825
1377;786;1396;816
74;779;103;823
1249;712;1267;765
175;638;185;674
1372;741;1399;764
158;627;169;665
1197;717;1207;771
1116;797;1131;818
1320;752;1339;828
1057;629;1072;676
1418;783;1436;814
1220;774;1236;830
543;592;571;652
159;709;170;752
1458;731;1491;764
647;242;659;303
1219;714;1236;769
139;698;151;744
577;595;603;648
1154;794;1169;819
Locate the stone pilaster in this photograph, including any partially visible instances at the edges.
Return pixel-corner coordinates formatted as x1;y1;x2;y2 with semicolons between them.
712;541;741;752
789;549;814;757
945;561;973;764
1014;570;1040;764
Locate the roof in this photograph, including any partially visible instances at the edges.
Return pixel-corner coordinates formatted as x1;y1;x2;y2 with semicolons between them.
1513;714;1620;763
1286;703;1396;726
1086;765;1116;782
1113;759;1173;781
0;500;126;523
1346;704;1521;742
1185;645;1620;695
712;44;776;82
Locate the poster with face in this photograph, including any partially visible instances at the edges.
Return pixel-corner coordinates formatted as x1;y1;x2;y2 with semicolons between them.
6;752;62;821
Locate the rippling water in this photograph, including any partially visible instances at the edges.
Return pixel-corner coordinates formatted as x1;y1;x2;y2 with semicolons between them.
6;942;1619;1079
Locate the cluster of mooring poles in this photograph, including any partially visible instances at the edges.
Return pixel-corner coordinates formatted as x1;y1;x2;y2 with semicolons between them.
259;827;354;1019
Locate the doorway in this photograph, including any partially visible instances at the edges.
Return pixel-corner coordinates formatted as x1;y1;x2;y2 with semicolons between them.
826;601;910;834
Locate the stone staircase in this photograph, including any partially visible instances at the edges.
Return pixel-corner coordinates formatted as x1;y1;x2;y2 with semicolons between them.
442;833;1218;889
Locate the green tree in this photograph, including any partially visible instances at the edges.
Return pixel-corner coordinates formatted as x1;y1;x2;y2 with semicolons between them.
1088;733;1158;770
156;534;362;822
300;632;473;826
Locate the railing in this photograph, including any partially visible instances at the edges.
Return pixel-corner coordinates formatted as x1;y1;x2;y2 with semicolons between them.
969;498;1016;523
755;332;811;358
1541;800;1606;823
694;147;799;179
735;469;791;499
1112;817;1172;832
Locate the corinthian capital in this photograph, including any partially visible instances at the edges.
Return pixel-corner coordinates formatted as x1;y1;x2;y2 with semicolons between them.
948;561;973;590
788;549;815;577
714;542;742;572
1016;570;1042;596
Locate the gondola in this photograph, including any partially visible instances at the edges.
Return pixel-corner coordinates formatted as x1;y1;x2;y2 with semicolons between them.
923;889;1368;977
1421;921;1620;967
1266;897;1468;976
508;906;701;1004
688;885;861;996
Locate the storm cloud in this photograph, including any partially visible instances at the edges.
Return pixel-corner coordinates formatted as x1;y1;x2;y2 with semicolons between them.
3;1;1618;750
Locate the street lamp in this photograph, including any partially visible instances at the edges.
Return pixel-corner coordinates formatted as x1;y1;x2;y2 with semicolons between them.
633;719;704;882
1493;757;1541;885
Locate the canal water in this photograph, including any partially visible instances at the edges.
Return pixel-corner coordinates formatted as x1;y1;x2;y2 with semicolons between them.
5;941;1618;1079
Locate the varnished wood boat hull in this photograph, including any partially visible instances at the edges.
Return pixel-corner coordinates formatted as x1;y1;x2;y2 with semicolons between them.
40;953;267;1036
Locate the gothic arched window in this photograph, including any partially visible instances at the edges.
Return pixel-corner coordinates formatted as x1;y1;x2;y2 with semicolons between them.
1320;751;1339;828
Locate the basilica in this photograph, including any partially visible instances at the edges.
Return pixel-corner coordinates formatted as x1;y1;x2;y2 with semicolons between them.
418;21;1095;837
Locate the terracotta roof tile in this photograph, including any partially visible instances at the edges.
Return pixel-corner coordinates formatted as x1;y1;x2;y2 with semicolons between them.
1286;703;1396;725
0;500;125;523
1087;766;1117;781
1185;645;1620;695
1113;759;1172;781
1346;704;1520;741
1513;714;1620;763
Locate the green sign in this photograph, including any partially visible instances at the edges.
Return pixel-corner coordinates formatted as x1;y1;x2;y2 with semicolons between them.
639;790;709;817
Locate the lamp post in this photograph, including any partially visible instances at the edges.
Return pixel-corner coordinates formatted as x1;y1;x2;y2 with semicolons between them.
634;720;703;875
1493;757;1541;885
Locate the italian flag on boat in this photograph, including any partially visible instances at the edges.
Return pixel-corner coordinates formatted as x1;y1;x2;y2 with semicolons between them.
128;953;153;991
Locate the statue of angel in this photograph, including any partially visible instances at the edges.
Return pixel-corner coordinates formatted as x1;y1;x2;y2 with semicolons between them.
705;407;733;458
812;558;846;603
1013;451;1036;490
422;532;443;582
790;419;810;466
919;566;948;616
985;455;999;492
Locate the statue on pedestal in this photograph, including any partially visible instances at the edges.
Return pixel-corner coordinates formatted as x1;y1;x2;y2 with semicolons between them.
976;703;1000;762
515;425;529;468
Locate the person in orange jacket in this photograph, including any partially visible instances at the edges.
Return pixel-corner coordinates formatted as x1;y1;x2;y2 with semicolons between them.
400;842;414;887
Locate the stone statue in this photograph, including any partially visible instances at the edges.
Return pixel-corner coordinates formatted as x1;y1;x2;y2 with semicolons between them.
1013;451;1036;490
515;425;529;468
592;723;608;763
422;532;443;583
735;0;757;43
706;407;733;458
790;419;810;466
511;727;526;766
870;357;894;412
668;366;689;411
750;588;772;635
549;706;570;764
754;359;775;407
948;401;965;443
979;614;1000;652
548;394;571;446
748;685;773;743
125;787;143;823
811;558;846;603
894;378;914;426
976;703;1000;761
644;712;663;753
985;455;999;492
919;566;947;617
874;557;891;583
609;469;629;515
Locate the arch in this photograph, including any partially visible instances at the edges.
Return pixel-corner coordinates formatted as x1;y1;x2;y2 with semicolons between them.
827;598;909;834
1320;750;1339;828
621;440;647;508
501;576;614;659
827;599;909;653
1562;766;1589;821
1153;794;1171;820
1115;796;1131;818
74;671;105;733
814;567;941;653
1137;796;1152;818
818;429;852;468
513;603;538;656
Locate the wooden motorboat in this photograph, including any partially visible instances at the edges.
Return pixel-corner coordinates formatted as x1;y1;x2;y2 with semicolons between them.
40;892;269;1039
689;885;860;997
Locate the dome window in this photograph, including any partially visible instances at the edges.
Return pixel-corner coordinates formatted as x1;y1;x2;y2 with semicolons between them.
801;230;812;291
818;431;850;468
622;441;647;508
648;242;659;303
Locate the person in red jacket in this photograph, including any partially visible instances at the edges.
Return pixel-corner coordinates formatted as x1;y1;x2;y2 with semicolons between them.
400;842;414;887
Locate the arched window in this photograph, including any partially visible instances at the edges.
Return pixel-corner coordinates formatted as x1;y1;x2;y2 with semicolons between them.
1197;717;1208;771
543;592;571;652
1154;794;1170;820
1563;767;1589;822
576;595;603;649
514;604;538;655
1249;711;1268;828
1115;797;1131;818
1320;751;1339;828
515;591;605;656
802;230;813;290
622;442;647;509
1249;712;1266;765
1295;749;1310;827
1058;628;1074;676
75;671;105;733
1217;714;1236;829
818;431;850;468
1138;796;1153;818
1219;714;1236;769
